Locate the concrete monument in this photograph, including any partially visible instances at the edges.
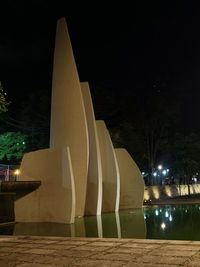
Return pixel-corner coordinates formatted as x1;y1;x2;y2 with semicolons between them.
115;148;144;209
50;18;89;217
81;82;102;216
96;120;120;212
15;147;75;223
15;17;145;224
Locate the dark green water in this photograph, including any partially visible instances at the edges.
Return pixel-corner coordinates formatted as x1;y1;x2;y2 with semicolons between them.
1;204;200;240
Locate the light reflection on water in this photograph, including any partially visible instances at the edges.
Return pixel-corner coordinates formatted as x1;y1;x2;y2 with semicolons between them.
1;204;200;240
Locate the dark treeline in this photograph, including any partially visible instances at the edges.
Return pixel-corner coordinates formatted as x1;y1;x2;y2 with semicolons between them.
1;85;200;189
91;86;200;187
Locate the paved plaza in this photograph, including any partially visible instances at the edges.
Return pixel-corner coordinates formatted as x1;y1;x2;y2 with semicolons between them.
0;235;200;266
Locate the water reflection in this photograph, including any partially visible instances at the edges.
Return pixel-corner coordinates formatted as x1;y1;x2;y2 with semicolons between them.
144;204;200;240
1;204;200;240
1;209;146;239
119;209;146;239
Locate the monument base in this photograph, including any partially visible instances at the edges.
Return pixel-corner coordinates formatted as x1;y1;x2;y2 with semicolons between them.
15;147;75;224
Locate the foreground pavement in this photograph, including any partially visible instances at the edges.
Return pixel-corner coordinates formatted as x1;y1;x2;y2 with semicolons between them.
0;236;200;266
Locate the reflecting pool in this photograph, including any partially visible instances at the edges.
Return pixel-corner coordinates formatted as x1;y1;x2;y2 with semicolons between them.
1;204;200;240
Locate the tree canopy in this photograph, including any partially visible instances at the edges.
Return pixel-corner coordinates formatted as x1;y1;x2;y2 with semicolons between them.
0;82;8;113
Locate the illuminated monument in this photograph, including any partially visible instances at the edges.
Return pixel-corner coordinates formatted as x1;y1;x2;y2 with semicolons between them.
15;18;144;223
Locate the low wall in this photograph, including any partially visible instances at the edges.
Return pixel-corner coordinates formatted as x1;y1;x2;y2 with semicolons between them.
0;193;15;223
144;184;200;201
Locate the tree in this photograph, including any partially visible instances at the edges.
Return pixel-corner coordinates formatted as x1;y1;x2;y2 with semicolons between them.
138;93;180;184
0;88;50;153
107;91;180;184
168;132;200;192
0;82;8;113
0;132;28;164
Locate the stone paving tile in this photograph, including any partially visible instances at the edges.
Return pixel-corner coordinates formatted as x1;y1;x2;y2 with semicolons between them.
1;236;200;266
58;240;89;245
71;245;111;252
137;254;187;265
0;237;13;241
37;256;75;265
107;247;150;255
68;237;100;241
5;239;33;244
5;252;39;263
185;241;200;245
88;241;122;247
25;248;56;255
128;239;169;244
164;245;200;251
29;240;58;244
15;264;55;267
15;236;45;241
15;243;46;248
0;252;9;257
184;259;200;267
21;254;75;265
166;240;194;245
125;263;181;267
0;260;20;267
73;259;125;266
0;247;27;253
54;249;95;258
149;248;197;257
40;244;76;250
90;252;139;262
27;236;71;241
120;243;160;249
0;241;21;247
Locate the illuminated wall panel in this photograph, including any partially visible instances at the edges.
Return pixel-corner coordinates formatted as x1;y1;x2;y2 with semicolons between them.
15;147;75;224
96;120;120;212
81;82;102;215
115;148;144;209
50;18;89;216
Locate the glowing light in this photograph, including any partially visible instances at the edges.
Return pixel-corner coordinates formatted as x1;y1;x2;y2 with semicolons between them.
160;209;162;212
142;172;145;175
165;186;172;197
155;209;159;216
153;172;157;177
169;215;173;221
161;222;166;229
158;165;163;170
165;211;169;218
22;141;26;145
144;215;146;219
152;187;160;199
14;169;20;176
144;189;150;201
167;169;169;172
162;170;167;175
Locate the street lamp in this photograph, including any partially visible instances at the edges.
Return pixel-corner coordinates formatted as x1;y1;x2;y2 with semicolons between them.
158;165;163;170
157;165;163;185
14;169;20;181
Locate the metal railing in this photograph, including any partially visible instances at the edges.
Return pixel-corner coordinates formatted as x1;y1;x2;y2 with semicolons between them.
0;164;20;182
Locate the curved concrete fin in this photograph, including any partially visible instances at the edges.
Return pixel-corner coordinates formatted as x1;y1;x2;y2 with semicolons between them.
115;148;144;209
96;120;120;212
81;82;102;215
15;147;76;224
50;18;89;216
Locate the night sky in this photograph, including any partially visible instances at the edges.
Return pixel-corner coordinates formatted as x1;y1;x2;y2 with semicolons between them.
0;1;200;129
